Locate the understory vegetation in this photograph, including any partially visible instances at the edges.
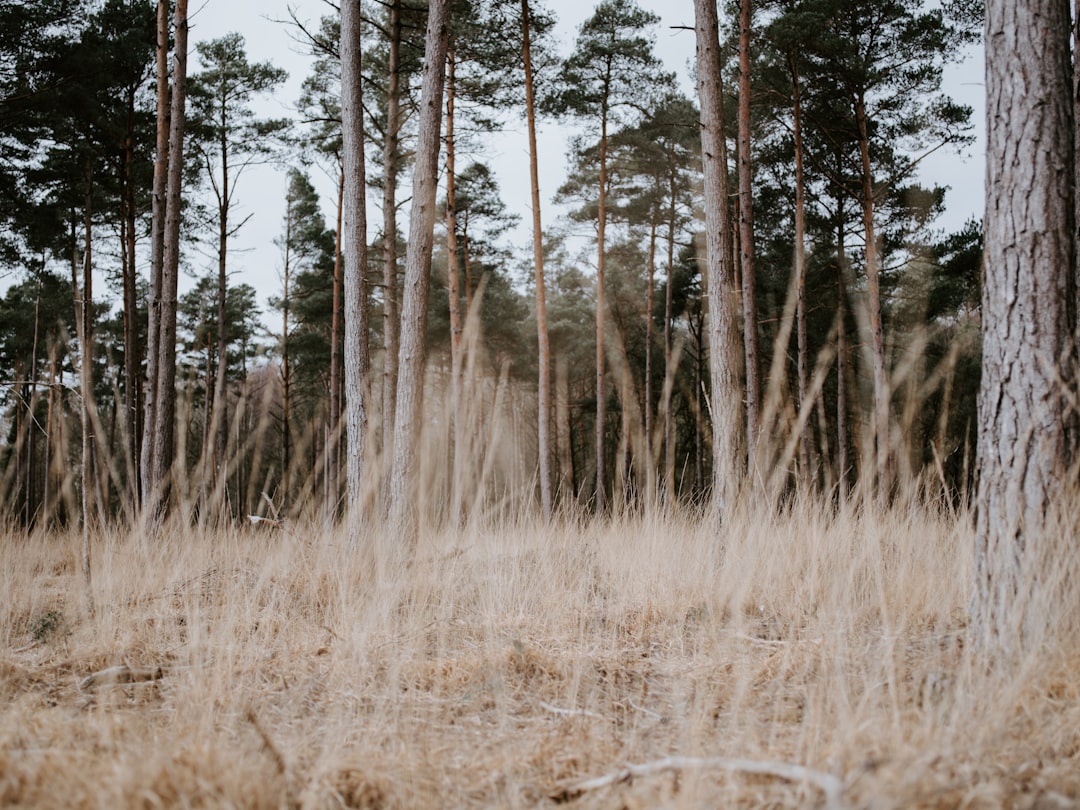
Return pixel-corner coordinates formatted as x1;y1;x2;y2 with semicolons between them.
2;492;1079;808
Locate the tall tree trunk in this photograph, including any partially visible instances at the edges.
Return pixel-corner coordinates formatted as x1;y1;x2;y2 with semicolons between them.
522;0;553;521
836;219;849;502
664;145;678;505
328;166;344;517
388;0;450;533
737;0;759;467
150;0;189;520
790;51;811;484
695;0;742;517
853;92;890;497
444;46;465;524
122;86;140;508
976;0;1075;648
381;0;403;485
281;217;292;506
142;0;170;508
341;0;371;529
644;214;658;505
595;108;610;514
211;119;231;520
75;161;95;611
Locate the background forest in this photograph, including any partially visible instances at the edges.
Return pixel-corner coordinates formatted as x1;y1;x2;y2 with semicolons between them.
7;2;1080;808
0;0;982;529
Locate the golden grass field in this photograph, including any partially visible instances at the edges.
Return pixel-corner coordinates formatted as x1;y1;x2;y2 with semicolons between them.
2;498;1079;809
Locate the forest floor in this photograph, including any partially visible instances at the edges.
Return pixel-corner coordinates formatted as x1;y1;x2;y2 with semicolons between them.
1;504;1079;809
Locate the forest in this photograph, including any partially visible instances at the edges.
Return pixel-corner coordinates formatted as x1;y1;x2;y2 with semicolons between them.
0;0;983;529
2;0;1080;806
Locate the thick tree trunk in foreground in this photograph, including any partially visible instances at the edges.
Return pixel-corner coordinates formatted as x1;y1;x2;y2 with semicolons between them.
694;0;742;517
975;0;1075;647
388;0;450;533
341;0;370;527
522;0;553;521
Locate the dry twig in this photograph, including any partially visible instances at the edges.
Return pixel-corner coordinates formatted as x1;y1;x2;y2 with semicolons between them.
558;755;847;809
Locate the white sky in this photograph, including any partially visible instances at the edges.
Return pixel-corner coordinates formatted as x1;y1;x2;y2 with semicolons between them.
184;0;985;319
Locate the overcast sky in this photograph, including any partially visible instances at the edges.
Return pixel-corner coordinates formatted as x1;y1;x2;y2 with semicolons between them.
184;0;984;320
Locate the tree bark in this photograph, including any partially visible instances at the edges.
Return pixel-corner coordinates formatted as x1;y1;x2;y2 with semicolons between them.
381;0;403;489
328;166;344;517
737;0;759;468
694;0;742;517
592;107;610;513
664;143;678;505
444;45;465;524
388;0;450;533
341;0;371;531
975;0;1075;647
853;92;890;498
150;0;189;521
522;0;553;521
790;51;811;485
142;0;170;509
121;85;141;509
836;219;850;502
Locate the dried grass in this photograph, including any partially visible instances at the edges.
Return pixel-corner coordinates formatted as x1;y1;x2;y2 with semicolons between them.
2;500;1078;809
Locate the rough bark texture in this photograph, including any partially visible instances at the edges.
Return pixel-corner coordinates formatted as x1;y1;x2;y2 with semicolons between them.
150;0;188;520
975;0;1075;646
737;0;759;467
341;0;370;526
522;0;553;521
388;0;450;533
694;0;742;516
142;0;170;508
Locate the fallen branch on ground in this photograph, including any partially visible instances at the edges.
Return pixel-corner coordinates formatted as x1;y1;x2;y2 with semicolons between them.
78;665;164;691
538;701;607;721
556;755;847;809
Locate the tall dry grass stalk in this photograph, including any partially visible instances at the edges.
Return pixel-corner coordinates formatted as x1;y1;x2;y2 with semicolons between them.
3;492;1079;807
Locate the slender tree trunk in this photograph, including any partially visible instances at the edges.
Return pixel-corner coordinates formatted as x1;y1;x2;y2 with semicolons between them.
790;52;811;484
381;0;403;484
853;92;890;497
211;122;231;520
281;217;292;506
737;0;759;467
150;0;189;520
664;148;678;505
328;166;344;517
975;0;1075;647
121;87;140;508
75;161;95;611
341;0;371;529
522;0;553;521
595;107;610;514
388;0;450;533
142;0;170;508
695;0;742;517
836;220;849;502
644;214;658;505
444;46;465;524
